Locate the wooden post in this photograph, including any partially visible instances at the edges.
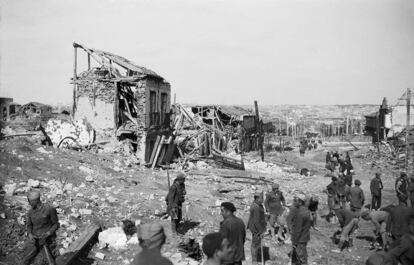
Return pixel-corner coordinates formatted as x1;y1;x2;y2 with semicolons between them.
376;112;380;154
406;88;411;169
87;54;91;70
254;100;264;162
279;136;282;153
72;46;77;118
346;116;349;135
174;93;176;104
114;82;119;131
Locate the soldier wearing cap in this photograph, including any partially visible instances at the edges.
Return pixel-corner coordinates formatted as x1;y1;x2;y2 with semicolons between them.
370;173;383;210
264;183;286;240
347;179;365;216
247;192;266;265
21;191;59;265
131;223;173;265
219;202;246;265
165;173;186;234
286;192;311;265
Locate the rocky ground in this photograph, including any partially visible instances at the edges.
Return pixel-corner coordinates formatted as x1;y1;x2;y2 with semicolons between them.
0;136;405;265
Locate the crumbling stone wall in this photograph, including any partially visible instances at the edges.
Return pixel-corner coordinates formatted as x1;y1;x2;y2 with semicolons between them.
134;80;147;160
74;70;116;138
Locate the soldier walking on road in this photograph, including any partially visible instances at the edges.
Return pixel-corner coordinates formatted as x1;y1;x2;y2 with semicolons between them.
396;172;409;206
287;192;311;265
337;174;347;209
347;179;365;216
326;176;339;218
21;191;60;265
264;183;286;241
165;173;186;234
326;151;331;164
370;173;383;210
219;202;246;265
247;192;267;265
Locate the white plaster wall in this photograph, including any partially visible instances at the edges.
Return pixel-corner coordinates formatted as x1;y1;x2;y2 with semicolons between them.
75;97;114;131
391;105;414;134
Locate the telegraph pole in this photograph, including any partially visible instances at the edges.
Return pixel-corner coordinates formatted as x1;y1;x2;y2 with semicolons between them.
254;100;264;162
405;88;411;170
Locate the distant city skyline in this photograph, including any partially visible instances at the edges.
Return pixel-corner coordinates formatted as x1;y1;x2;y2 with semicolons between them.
1;0;413;106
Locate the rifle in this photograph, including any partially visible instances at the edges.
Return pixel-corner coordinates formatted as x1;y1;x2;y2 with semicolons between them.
43;244;56;265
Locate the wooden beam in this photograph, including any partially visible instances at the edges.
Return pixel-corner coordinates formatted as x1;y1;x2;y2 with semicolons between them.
56;223;101;265
149;136;161;165
152;135;166;169
72;47;77;118
406;88;411;169
114;82;119;131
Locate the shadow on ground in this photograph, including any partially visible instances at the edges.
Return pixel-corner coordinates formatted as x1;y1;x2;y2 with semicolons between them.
177;220;200;235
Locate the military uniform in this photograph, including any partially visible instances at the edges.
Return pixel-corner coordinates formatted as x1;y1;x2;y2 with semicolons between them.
370;176;383;210
395;176;409;205
247;201;266;263
288;205;311;265
166;179;186;233
220;215;246;265
264;190;285;227
21;203;59;265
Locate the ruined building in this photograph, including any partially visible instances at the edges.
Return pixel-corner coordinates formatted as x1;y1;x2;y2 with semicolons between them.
0;97;20;122
71;43;171;162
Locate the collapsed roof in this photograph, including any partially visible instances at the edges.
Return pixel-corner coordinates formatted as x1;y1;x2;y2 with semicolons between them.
73;42;166;82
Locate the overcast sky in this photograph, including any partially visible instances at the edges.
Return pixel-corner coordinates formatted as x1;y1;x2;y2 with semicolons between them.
0;0;413;106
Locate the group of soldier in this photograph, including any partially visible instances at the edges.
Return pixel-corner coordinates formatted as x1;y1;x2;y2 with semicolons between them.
325;150;354;175
165;173;315;265
364;172;414;265
325;162;414;265
16;166;414;265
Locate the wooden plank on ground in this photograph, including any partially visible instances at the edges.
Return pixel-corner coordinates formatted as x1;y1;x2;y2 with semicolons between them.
56;223;101;265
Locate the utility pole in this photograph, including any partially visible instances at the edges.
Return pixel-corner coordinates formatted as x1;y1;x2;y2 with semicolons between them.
254;100;264;162
376;112;380;154
346;116;349;135
72;45;78;117
405;88;411;170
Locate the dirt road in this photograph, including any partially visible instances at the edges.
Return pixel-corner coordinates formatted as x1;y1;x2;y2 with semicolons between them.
0;138;404;265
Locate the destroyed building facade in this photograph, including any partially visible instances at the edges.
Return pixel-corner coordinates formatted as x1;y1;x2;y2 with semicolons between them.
0;97;21;122
71;43;171;162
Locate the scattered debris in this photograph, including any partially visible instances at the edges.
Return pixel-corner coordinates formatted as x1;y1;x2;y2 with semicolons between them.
98;227;128;250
